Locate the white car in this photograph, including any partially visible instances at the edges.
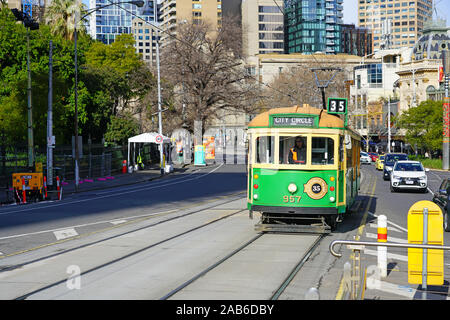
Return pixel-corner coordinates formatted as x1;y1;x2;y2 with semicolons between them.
360;152;371;164
390;160;429;193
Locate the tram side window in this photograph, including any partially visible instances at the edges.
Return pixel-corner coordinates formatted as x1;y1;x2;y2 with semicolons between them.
279;136;307;164
311;137;334;165
255;136;275;164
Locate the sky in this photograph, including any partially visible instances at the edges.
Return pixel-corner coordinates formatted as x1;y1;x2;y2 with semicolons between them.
343;0;450;26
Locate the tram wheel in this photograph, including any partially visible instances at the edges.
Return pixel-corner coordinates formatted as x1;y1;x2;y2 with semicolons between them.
325;215;337;231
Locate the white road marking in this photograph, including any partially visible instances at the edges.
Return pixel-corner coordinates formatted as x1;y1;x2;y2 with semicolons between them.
366;232;408;243
53;228;78;240
369;281;416;299
363;248;408;262
110;220;127;225
367;212;408;233
368;223;404;234
0;209;177;241
0;164;224;216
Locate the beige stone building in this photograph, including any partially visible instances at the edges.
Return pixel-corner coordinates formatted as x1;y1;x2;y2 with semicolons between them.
358;0;433;51
396;19;449;112
257;53;364;85
241;0;284;58
160;0;222;44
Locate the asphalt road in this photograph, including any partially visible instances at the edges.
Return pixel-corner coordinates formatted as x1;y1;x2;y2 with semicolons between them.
0;164;247;259
1;162;450;300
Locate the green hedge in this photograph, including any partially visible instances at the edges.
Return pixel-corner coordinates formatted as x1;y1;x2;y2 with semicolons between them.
408;155;443;170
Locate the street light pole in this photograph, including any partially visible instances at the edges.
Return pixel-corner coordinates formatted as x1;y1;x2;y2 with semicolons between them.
156;29;164;175
73;0;144;191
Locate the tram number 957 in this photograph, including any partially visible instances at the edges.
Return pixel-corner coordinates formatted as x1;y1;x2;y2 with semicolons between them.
283;195;301;203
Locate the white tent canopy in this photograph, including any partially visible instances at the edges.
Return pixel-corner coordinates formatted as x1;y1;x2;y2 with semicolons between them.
128;132;171;144
127;132;171;169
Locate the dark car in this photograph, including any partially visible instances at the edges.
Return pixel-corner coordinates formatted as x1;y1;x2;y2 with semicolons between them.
383;153;408;180
432;178;450;232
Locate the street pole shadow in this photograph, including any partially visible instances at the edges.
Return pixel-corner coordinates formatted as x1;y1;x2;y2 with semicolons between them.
413;281;450;300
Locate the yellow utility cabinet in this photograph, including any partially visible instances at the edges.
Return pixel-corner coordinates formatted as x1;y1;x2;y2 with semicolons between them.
408;200;443;285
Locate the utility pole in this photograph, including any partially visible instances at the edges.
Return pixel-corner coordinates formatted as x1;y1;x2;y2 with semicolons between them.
156;28;164;175
47;40;54;186
388;95;391;153
26;27;34;170
11;8;39;171
443;51;450;170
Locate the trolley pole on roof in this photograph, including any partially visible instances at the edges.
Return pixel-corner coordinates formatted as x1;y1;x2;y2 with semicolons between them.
310;67;342;110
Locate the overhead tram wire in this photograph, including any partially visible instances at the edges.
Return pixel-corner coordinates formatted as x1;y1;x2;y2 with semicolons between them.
102;0;296;103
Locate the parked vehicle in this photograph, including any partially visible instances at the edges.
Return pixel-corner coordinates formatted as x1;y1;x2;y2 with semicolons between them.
376;155;385;171
368;152;379;162
432;178;450;232
360;151;372;164
390;160;428;193
383;153;408;180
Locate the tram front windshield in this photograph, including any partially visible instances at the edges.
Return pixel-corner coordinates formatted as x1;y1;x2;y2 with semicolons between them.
254;135;335;166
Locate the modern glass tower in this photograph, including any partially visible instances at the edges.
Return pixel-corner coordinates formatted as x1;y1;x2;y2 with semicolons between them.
89;0;159;44
285;0;343;54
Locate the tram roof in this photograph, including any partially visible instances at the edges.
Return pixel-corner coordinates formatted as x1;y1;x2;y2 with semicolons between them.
248;104;344;129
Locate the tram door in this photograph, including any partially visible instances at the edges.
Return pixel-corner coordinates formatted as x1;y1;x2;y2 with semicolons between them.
338;136;345;205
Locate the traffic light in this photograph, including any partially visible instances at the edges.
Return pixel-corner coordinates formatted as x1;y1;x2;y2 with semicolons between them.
10;8;39;30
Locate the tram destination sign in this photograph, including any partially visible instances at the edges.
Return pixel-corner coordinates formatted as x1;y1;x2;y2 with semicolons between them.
272;116;317;127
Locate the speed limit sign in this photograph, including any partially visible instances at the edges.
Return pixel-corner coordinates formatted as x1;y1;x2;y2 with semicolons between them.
155;134;163;144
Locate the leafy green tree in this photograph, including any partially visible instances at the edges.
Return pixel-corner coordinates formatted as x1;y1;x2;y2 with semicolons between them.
396;100;443;154
104;113;139;145
44;0;86;40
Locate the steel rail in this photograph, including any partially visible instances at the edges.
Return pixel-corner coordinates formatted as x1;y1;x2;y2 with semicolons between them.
14;207;246;300
160;233;264;300
271;234;325;300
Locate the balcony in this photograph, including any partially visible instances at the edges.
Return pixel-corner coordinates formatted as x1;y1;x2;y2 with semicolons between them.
326;32;336;38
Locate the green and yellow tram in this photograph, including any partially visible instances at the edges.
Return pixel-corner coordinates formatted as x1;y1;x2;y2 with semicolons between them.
247;104;361;232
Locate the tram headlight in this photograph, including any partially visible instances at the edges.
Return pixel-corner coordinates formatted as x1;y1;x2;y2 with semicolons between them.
253;194;258;200
288;183;297;193
329;197;335;202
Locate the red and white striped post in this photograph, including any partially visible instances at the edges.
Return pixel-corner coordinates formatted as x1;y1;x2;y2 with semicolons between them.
56;176;61;201
22;177;27;204
377;215;387;278
43;176;48;200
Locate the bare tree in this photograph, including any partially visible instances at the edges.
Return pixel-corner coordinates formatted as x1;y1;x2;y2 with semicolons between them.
260;62;348;111
160;18;260;141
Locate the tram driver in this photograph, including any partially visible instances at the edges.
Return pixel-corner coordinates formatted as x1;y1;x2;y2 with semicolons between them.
288;137;306;164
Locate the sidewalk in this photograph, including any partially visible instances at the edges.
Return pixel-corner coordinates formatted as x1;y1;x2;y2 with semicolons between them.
1;163;193;204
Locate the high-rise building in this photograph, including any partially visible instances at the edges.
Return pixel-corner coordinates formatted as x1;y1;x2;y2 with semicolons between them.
340;24;372;56
160;0;223;44
88;0;159;45
358;0;433;51
241;0;284;57
285;0;344;54
131;17;159;66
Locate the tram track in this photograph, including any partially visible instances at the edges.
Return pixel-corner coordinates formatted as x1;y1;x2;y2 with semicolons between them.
12;203;247;300
0;191;246;269
160;232;325;300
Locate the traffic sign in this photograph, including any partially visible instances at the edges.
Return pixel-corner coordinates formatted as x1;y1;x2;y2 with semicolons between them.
155;134;163;144
407;200;443;285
